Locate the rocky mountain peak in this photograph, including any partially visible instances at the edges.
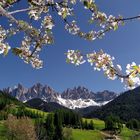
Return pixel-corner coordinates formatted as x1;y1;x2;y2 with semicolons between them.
61;86;95;100
17;83;24;89
95;90;117;102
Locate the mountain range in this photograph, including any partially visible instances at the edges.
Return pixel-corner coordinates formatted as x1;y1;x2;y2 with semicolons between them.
3;83;118;109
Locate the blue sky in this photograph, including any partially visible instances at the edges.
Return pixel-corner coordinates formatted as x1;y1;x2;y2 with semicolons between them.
0;0;140;93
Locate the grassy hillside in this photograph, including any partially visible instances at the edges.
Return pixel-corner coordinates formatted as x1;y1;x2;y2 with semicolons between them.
72;129;104;140
0;91;50;120
25;107;49;116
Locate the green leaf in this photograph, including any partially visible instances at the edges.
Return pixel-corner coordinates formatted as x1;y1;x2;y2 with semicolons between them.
7;0;13;4
114;24;118;31
66;58;70;63
62;12;67;19
133;66;138;70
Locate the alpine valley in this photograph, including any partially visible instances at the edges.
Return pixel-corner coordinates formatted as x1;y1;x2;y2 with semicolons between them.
3;83;118;109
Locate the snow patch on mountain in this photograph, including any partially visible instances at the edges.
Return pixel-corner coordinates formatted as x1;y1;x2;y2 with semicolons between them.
55;96;110;109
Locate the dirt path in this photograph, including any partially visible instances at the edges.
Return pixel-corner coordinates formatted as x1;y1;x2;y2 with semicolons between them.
100;131;121;140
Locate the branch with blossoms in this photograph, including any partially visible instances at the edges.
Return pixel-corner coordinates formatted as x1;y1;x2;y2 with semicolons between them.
0;0;140;89
66;50;140;90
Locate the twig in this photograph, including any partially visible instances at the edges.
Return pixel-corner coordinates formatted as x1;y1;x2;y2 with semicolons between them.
9;8;34;15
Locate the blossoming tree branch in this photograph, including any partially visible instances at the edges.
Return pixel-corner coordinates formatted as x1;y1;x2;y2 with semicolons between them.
0;0;140;89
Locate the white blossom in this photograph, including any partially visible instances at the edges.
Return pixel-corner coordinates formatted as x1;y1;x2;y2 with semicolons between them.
66;50;86;66
0;42;11;55
42;15;54;30
123;62;140;89
65;21;80;35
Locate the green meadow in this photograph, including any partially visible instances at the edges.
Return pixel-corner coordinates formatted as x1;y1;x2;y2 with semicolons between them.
72;129;104;140
83;118;105;130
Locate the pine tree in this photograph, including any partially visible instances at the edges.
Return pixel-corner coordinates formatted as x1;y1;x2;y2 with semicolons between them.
35;119;47;140
45;114;55;140
54;112;63;140
84;120;88;130
89;120;94;130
